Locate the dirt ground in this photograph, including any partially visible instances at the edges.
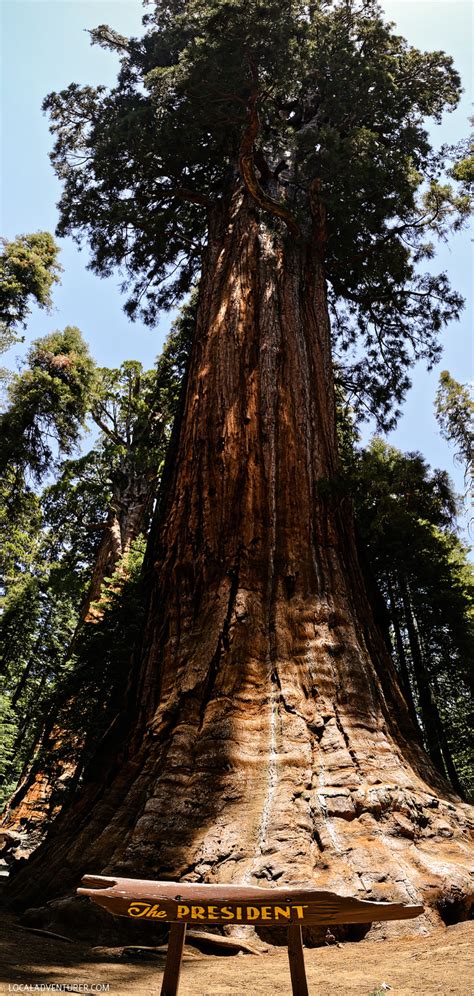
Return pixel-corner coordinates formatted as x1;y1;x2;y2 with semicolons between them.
0;912;472;995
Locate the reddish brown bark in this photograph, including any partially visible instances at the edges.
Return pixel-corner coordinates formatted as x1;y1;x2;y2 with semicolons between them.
7;189;473;932
81;496;147;624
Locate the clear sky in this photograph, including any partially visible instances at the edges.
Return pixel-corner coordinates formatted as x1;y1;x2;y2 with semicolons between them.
1;1;472;517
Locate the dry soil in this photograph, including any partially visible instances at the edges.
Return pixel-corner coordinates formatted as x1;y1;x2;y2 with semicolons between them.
0;912;472;995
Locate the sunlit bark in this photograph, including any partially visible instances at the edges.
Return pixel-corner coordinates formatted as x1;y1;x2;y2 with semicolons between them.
7;190;473;931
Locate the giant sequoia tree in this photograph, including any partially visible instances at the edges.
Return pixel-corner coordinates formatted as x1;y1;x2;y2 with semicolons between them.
8;0;473;927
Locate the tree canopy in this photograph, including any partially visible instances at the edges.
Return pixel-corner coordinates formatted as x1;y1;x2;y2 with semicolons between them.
435;370;473;487
0;327;96;482
43;0;469;427
0;232;62;353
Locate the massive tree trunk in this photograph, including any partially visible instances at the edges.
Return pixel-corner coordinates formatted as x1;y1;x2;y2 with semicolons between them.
7;188;473;932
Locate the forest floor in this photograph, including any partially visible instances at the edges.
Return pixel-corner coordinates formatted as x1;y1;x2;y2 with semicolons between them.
0;911;472;995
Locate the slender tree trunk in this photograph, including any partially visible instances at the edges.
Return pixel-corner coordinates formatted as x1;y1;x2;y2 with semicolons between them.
398;578;446;772
386;577;420;732
80;512;122;623
81;491;147;624
398;578;463;797
7;189;473;928
10;609;54;709
2;712;57;827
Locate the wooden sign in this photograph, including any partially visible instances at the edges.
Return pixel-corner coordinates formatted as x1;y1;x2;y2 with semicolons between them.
78;874;423;926
78;875;424;996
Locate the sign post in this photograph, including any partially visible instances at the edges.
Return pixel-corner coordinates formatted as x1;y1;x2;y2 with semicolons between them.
288;923;309;996
78;875;423;995
161;922;187;996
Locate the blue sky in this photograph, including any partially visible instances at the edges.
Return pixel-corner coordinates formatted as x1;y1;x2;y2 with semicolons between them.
1;1;472;517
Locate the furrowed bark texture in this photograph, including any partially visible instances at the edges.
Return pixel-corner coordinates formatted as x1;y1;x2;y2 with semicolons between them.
7;190;473;933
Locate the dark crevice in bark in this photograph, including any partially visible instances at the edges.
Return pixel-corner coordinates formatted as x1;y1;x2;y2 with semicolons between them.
198;552;242;732
333;704;362;771
312;827;326;852
143;342;193;581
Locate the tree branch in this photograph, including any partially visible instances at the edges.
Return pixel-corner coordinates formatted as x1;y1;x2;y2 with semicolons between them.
239;94;301;238
173;187;212;208
91;410;124;446
309;178;327;254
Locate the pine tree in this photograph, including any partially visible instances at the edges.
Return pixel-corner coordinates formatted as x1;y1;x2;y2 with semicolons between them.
0;326;96;480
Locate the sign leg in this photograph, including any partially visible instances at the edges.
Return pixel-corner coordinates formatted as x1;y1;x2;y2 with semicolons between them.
160;922;187;996
287;924;309;996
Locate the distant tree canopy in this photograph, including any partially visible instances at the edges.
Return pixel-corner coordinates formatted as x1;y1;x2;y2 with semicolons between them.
0;232;62;353
0;327;96;482
435;370;473;486
44;0;470;427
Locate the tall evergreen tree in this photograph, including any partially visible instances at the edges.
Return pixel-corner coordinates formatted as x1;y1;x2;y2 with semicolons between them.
8;1;473;927
352;440;473;798
0;326;96;481
435;370;473;488
1;309;193;829
0;232;62;353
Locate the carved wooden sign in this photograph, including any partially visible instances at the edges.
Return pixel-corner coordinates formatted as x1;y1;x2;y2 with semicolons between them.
78;874;423;926
78;876;424;996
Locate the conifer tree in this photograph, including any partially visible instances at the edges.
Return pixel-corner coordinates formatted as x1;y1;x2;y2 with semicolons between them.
1;310;193;829
352;440;473;798
435;370;473;487
7;1;473;927
0;326;96;480
0;232;61;353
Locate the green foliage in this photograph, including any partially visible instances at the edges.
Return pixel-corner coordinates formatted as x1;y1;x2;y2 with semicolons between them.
1;537;147;813
0;326;96;481
48;536;147;776
0;232;62;352
0;535;82;805
352;439;473;795
0;470;43;588
0;312;194;810
449;118;474;193
0;693;18;808
435;370;473;484
451;156;474;187
43;0;467;426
